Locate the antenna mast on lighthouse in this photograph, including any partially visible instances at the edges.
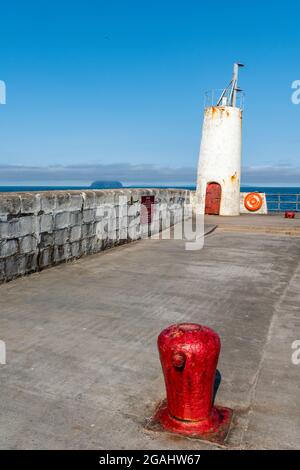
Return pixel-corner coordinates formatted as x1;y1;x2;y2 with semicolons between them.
216;62;244;107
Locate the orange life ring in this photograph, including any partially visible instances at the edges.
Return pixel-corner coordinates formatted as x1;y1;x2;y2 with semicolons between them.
244;192;263;212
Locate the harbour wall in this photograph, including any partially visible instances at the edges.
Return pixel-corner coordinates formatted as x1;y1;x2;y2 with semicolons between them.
0;188;192;283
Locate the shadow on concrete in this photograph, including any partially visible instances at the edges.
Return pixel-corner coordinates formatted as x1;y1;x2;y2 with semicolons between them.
213;369;222;405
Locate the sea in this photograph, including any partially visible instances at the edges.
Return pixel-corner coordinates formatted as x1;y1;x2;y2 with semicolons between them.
0;185;299;212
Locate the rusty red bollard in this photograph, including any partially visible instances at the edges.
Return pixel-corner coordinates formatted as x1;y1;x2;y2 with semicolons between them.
152;323;232;443
285;211;295;219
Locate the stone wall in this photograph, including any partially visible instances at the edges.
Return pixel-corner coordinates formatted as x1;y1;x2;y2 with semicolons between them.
0;188;192;283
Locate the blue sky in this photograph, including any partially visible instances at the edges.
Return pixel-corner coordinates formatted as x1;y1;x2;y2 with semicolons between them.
0;0;299;186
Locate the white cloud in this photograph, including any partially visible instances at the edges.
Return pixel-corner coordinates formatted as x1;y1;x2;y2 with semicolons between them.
242;164;300;185
0;163;196;185
0;162;299;186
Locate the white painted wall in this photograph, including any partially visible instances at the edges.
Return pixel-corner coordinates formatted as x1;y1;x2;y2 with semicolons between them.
196;106;242;216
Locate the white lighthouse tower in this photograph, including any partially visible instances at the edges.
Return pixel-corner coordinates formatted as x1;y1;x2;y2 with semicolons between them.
196;63;244;216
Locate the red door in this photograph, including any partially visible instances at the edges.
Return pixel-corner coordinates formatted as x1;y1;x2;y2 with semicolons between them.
141;195;155;224
205;183;221;215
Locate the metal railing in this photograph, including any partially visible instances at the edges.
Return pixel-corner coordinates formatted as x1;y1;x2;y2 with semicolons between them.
204;89;244;110
266;194;300;212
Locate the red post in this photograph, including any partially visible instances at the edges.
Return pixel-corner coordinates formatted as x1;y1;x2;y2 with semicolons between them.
285;211;295;219
153;323;232;443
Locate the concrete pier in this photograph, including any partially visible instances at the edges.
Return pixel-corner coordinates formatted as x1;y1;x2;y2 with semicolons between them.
0;215;300;449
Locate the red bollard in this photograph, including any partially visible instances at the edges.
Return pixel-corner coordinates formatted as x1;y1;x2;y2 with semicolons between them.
151;323;232;443
285;211;295;219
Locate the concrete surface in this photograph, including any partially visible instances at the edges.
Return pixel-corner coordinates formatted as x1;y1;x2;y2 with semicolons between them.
0;221;300;449
206;213;300;236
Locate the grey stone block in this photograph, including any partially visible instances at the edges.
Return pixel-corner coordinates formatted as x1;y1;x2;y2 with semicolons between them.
94;191;106;206
128;223;141;241
0;239;18;258
40;214;53;232
56;193;71;211
92;237;103;253
54;229;69;245
55;212;71;229
0;259;5;281
80;237;95;255
95;221;107;241
82;192;96;209
103;191;115;205
38;247;53;268
39;232;54;248
5;252;37;279
8;216;36;238
5;255;19;279
102;237;115;250
0;221;9;239
19;235;38;254
53;244;72;263
20;216;36;236
128;190;141;204
17;254;27;275
6;219;18;238
0;195;21;216
83;209;95;223
70;211;83;226
20;193;41;214
40;193;56;213
71;241;81;258
69;195;83;211
70;225;81;242
82;223;94;238
80;238;87;255
24;253;38;273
